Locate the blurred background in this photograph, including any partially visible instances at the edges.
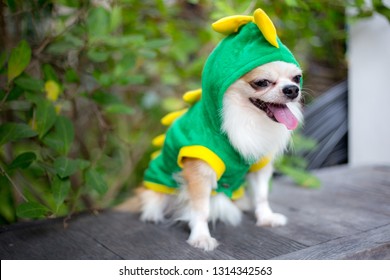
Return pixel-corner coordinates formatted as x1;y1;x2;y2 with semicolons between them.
0;0;389;225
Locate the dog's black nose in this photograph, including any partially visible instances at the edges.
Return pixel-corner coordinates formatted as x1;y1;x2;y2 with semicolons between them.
282;85;300;99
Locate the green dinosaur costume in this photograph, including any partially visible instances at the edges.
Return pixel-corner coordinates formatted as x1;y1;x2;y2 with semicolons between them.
144;9;301;200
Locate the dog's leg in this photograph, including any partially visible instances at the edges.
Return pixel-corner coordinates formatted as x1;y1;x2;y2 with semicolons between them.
182;158;219;251
247;163;287;227
139;188;168;223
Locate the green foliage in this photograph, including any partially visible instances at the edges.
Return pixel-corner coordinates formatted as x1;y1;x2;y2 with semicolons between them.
0;0;382;224
8;152;37;170
275;131;321;189
7;40;31;83
16;202;49;219
0;123;38;145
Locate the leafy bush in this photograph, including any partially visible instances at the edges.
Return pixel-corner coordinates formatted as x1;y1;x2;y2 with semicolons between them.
1;0;388;224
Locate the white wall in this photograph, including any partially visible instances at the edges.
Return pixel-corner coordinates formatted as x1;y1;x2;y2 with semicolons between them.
349;12;390;166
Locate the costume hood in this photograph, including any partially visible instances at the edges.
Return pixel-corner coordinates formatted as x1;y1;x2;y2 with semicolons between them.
200;9;301;132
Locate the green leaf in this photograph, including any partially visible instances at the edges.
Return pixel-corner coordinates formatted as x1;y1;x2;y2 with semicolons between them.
8;40;31;83
42;64;59;83
87;7;110;38
52;176;71;209
138;49;157;59
16;201;48;218
125;74;146;85
65;68;79;83
87;49;110;62
42;116;74;155
54;157;79;179
144;38;171;49
0;123;38;146
35;99;57;138
0;177;15;223
8;152;37;170
110;6;122;32
76;159;90;170
85;169;108;195
92;91;121;105
6;0;17;12
278;166;321;189
46;40;75;55
56;116;74;155
104;104;133;115
14;75;44;92
0;85;24;102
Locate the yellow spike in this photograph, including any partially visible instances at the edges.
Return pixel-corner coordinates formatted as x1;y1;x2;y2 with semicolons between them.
182;88;202;104
152;134;165;147
253;8;279;48
161;108;188;126
212;15;253;35
150;150;161;159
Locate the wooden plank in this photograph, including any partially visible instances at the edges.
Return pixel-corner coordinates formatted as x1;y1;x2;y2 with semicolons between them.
0;211;306;260
209;216;306;259
270;167;390;229
273;223;390;260
68;211;306;259
261;203;361;246
68;211;234;260
0;214;122;260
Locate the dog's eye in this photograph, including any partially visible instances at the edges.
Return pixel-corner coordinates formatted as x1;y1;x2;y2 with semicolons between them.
251;79;271;89
293;75;301;84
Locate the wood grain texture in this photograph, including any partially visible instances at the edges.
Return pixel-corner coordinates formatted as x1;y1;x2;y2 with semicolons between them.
0;165;389;260
273;224;390;260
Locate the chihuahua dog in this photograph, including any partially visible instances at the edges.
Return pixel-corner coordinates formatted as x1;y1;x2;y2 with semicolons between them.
118;61;302;251
117;9;303;251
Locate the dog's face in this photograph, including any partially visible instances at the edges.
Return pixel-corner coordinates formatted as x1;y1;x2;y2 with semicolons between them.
230;61;302;130
222;61;303;160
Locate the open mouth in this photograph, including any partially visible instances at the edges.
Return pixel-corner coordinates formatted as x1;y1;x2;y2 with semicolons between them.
249;97;298;130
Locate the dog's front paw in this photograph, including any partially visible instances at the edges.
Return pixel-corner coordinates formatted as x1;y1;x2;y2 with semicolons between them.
187;235;219;251
256;212;287;227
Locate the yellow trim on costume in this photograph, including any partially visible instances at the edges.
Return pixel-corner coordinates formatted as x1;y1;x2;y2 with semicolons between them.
249;156;271;173
182;88;202;104
212;15;253;35
211;187;244;200
144;181;178;195
152;134;165;147
253;8;279;48
150;150;161;159
230;186;245;200
177;145;226;180
161;108;188;126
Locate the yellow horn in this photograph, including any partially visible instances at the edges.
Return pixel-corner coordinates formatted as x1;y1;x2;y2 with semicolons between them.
212;15;253;35
253;8;279;48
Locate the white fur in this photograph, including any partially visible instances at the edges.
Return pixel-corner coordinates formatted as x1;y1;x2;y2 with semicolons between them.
139;189;169;223
247;163;287;227
176;189;242;227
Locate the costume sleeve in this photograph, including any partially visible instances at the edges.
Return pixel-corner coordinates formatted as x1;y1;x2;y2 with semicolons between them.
177;145;226;180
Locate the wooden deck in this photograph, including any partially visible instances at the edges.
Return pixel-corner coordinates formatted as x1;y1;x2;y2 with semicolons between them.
1;165;390;260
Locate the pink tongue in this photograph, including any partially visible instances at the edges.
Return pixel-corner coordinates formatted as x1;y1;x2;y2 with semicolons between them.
267;104;298;130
